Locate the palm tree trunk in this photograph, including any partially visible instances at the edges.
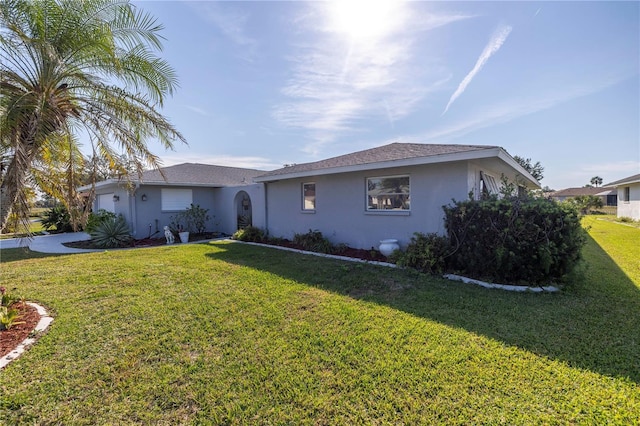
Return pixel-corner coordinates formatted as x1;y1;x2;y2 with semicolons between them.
0;159;24;232
0;128;37;233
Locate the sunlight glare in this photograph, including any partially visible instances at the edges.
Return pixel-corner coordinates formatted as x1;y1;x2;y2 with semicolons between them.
327;0;405;42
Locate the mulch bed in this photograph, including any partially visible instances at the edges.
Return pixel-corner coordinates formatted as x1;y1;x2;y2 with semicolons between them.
265;239;389;262
0;302;41;358
63;232;222;250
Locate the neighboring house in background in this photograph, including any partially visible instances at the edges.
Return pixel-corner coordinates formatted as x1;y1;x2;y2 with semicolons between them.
550;186;617;206
82;163;266;239
254;143;540;250
604;173;640;220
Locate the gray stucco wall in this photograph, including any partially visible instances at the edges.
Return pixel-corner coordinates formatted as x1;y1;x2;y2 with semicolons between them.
129;186;217;239
264;162;471;250
92;183;267;239
214;184;266;236
617;183;640;220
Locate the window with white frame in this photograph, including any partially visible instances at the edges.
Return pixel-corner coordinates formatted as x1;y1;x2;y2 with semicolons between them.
366;175;410;211
480;172;500;197
302;182;316;211
161;188;192;211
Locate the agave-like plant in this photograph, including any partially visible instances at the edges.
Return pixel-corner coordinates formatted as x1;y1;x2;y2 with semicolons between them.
0;305;24;330
90;216;133;249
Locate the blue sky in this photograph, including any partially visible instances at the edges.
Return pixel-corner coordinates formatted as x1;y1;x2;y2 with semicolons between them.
136;1;639;190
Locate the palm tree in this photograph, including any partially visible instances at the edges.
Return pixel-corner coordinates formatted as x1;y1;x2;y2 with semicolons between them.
0;0;186;233
590;176;603;187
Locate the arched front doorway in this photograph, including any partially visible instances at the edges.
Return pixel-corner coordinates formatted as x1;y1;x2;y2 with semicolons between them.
235;191;252;230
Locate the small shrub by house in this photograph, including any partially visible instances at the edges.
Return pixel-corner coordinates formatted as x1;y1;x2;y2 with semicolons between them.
232;226;265;242
392;233;451;274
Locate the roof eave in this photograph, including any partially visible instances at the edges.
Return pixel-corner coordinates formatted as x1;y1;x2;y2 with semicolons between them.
137;181;226;188
496;150;541;188
605;178;640;187
255;148;506;183
77;179;120;192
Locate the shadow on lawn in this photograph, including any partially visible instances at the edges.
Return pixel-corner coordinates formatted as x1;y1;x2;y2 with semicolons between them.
0;247;64;262
207;235;640;383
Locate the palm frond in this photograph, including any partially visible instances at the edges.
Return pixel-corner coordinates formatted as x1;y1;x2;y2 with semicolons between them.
0;0;185;232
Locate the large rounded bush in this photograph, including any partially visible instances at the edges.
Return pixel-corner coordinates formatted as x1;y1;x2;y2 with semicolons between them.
443;197;586;285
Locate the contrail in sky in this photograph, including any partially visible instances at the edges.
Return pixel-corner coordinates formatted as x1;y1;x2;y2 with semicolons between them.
442;24;513;115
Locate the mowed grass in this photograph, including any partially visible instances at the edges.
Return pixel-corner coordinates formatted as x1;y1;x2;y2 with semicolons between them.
0;218;639;424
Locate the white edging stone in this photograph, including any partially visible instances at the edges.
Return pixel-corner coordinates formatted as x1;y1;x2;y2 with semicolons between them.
443;274;560;293
0;302;53;369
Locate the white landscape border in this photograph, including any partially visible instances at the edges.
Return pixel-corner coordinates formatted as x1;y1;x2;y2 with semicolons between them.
1;302;54;369
443;274;559;293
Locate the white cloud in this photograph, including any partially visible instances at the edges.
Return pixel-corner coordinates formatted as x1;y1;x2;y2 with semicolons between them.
182;105;212;117
189;2;258;62
442;24;513;115
273;2;471;157
417;76;629;144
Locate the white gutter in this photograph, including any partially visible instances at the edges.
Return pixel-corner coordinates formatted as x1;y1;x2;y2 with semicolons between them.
255;147;540;188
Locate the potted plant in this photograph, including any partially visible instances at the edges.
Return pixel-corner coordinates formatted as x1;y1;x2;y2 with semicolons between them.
170;204;210;243
169;216;189;243
178;226;190;243
169;219;190;243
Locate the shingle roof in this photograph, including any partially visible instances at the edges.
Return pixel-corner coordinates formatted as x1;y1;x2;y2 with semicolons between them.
550;187;614;197
604;173;640;187
256;143;499;179
138;163;266;187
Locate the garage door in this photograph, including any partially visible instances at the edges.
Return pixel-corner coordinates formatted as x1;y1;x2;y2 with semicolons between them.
97;193;115;213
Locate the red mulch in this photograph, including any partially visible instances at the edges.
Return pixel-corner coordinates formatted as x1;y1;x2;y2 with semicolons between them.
63;232;221;249
0;302;41;358
264;239;389;262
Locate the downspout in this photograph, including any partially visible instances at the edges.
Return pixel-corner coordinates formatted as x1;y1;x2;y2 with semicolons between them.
264;182;269;236
130;182;140;238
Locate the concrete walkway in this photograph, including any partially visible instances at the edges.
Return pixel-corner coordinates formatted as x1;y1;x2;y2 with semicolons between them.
0;232;98;254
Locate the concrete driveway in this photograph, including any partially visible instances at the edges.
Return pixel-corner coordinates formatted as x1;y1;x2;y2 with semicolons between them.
0;232;98;254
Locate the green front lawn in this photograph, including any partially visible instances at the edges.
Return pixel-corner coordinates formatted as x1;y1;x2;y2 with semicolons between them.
0;218;638;424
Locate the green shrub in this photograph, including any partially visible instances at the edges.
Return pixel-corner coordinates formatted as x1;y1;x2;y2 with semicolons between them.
0;287;24;330
90;215;133;248
41;205;73;233
85;209;117;233
1;287;20;308
567;195;603;215
293;229;333;254
232;226;265;242
443;197;586;285
618;217;636;223
392;233;451;274
0;306;24;330
170;204;210;234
